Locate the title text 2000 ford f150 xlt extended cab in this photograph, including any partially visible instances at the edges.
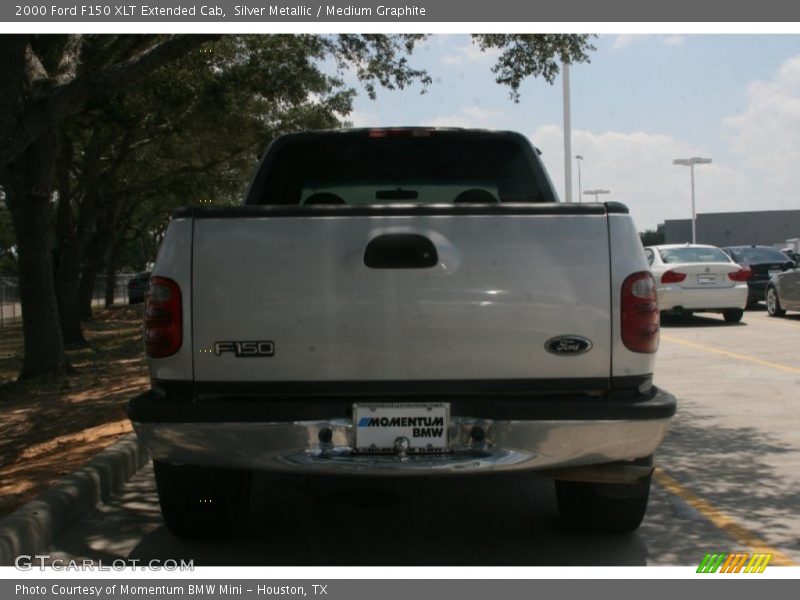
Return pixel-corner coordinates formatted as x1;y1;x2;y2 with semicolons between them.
128;128;676;538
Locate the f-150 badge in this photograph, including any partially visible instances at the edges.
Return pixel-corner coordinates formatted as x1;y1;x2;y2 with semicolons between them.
214;341;275;357
545;335;592;356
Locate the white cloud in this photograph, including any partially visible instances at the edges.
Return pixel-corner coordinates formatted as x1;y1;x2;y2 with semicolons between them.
440;42;499;66
610;35;642;51
529;126;746;231
722;53;800;209
611;34;685;50
660;35;686;46
423;105;504;129
517;54;800;232
725;55;800;169
345;110;381;128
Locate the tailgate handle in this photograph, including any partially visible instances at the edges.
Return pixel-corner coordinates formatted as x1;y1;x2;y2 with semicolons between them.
364;234;439;269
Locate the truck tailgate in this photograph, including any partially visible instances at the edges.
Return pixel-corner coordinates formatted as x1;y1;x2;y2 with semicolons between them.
191;207;612;385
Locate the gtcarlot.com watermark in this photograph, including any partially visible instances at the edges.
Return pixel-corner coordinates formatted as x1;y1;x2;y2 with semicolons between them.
15;554;194;571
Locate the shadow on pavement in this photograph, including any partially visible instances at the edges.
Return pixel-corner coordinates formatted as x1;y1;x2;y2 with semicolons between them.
124;471;653;566
660;314;746;328
653;410;800;558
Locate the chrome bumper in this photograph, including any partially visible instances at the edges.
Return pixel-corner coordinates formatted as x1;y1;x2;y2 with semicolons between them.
132;416;673;476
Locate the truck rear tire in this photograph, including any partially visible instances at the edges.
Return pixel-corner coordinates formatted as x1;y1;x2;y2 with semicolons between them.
555;476;651;534
153;461;252;539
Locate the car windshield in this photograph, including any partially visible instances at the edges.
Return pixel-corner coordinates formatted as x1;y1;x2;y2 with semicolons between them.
731;247;789;263
658;247;730;264
254;131;555;205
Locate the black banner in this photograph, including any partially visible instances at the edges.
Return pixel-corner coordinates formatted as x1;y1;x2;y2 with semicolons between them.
4;0;800;22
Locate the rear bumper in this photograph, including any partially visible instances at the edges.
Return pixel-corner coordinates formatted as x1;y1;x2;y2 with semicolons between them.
656;283;747;312
129;386;676;476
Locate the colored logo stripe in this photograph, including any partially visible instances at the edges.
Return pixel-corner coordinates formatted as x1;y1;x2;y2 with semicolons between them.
697;552;772;573
745;553;772;573
721;553;748;573
697;553;727;573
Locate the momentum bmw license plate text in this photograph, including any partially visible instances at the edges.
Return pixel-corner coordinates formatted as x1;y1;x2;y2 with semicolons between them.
353;403;450;454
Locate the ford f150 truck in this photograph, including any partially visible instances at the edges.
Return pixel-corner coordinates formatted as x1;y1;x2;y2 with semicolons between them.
128;128;676;538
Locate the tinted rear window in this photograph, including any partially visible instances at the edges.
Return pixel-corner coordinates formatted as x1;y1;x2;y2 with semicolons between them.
658;247;731;264
251;132;555;205
730;247;789;263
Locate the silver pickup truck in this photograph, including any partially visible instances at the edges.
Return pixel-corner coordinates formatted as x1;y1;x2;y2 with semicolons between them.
128;128;676;538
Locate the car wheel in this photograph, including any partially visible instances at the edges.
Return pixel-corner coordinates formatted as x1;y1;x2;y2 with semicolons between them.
766;287;786;317
555;475;651;534
722;309;743;323
153;461;252;538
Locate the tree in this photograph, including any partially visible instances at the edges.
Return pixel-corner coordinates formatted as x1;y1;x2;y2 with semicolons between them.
472;34;596;101
640;227;665;247
0;35;219;377
0;33;595;379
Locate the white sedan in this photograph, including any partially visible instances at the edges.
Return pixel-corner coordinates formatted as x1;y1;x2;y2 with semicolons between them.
644;244;749;323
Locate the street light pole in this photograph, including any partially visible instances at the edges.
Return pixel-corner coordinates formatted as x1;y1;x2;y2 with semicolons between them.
673;157;712;244
690;164;696;243
563;61;572;203
575;154;583;203
583;189;610;202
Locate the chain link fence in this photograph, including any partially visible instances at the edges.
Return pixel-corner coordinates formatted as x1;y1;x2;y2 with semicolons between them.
0;273;138;328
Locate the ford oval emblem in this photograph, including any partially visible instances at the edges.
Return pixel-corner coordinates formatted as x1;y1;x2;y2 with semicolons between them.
545;335;593;356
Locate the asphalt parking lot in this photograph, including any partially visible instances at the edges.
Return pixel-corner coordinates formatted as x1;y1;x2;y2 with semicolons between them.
46;308;800;566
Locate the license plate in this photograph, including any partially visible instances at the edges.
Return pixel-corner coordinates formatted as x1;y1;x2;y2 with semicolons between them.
697;274;716;284
353;403;450;454
768;270;781;278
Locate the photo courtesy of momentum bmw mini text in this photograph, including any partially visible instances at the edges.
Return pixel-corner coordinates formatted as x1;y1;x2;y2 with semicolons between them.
1;0;800;597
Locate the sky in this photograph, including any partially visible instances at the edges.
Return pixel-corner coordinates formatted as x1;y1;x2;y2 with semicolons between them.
339;34;800;232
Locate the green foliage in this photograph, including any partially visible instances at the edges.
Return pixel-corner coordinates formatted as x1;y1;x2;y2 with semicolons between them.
640;228;665;246
57;35;367;268
472;34;596;101
324;34;431;100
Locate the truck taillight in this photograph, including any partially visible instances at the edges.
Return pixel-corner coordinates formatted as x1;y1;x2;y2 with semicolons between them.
144;276;182;358
621;271;659;354
660;270;687;284
728;267;752;281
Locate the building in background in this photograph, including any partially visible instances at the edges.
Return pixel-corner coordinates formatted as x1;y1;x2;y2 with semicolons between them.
662;210;800;248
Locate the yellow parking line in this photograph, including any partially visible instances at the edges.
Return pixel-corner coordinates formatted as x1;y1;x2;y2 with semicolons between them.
653;468;797;566
660;334;800;376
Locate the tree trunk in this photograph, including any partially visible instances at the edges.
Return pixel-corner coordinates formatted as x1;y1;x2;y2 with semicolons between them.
53;142;89;349
56;272;89;348
6;136;72;378
79;262;102;320
104;251;118;308
80;204;120;318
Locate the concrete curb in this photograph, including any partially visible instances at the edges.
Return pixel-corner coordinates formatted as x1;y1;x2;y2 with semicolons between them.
0;433;149;566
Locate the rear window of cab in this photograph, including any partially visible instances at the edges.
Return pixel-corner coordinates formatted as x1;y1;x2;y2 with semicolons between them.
252;131;557;205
